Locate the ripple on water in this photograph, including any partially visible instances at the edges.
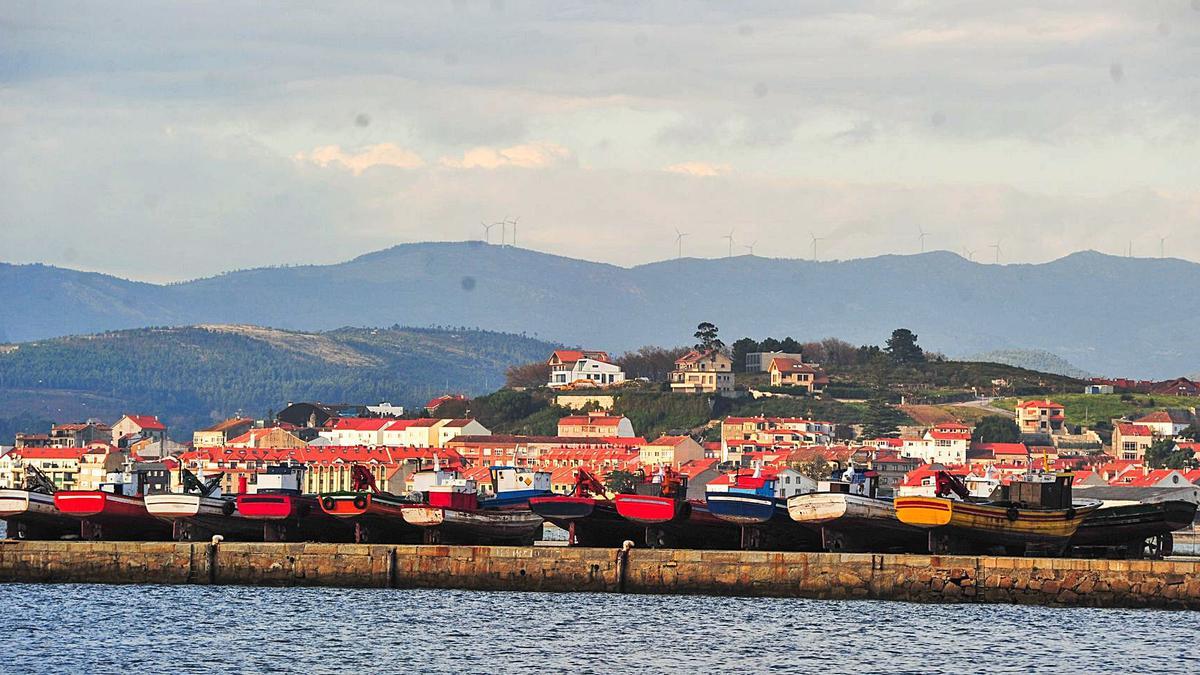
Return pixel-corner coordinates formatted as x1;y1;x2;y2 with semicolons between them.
0;584;1196;674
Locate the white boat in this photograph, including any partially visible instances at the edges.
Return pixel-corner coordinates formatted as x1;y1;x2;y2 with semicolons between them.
144;492;262;541
0;489;77;539
787;469;926;553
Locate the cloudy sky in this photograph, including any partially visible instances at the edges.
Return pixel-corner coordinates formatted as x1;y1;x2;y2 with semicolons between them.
2;1;1199;281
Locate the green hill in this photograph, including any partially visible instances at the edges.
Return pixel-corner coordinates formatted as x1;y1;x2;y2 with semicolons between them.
0;324;555;441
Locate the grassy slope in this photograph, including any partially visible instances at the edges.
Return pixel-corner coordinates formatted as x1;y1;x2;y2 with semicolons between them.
992;393;1198;428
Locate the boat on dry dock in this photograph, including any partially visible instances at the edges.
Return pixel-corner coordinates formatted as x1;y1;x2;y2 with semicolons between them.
0;466;78;540
318;464;422;543
787;468;924;553
53;467;172;541
614;467;741;549
235;465;354;542
528;468;643;547
895;471;1100;556
1068;499;1198;558
144;470;261;541
705;466;820;550
400;462;549;545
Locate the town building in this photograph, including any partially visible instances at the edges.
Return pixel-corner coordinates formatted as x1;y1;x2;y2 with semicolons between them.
0;447;88;490
899;423;974;465
111;414;167;446
546;350;625;389
1014;400;1066;436
767;357;828;393
227;426;308;450
193;418;255;447
424;394;467;415
48;421;112;448
1112;423;1155;461
669;349;734;394
638;435;705;468
1132;410;1194;438
557;412;635;438
744;351;804;373
77;443;128;490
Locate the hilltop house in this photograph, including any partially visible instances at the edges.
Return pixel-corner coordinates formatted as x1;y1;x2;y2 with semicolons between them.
767;357;828;393
670;349;734;394
1014;400;1066;436
745;351;803;373
546;350;625;389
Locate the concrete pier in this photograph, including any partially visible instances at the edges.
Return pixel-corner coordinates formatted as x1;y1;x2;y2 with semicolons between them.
1;541;1198;610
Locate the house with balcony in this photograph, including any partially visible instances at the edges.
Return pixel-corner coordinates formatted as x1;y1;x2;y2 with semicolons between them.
767;357;828;393
1112;423;1155;461
1014;400;1066;436
546;350;625;389
669;349;734;394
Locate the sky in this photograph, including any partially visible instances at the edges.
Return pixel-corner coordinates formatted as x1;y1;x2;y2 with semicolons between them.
2;1;1199;282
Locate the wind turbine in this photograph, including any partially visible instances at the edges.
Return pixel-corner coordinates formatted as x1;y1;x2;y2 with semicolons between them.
917;225;930;254
963;247;975;262
481;221;497;244
1159;235;1167;259
1127;240;1133;258
723;228;736;258
674;228;688;259
508;216;519;246
989;239;1002;264
500;217;509;246
810;232;825;261
744;240;758;256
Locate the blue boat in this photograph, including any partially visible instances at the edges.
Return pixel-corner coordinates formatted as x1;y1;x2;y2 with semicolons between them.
706;469;819;551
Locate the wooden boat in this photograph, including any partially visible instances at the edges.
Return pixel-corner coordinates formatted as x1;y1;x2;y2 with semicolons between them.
318;465;422;543
895;471;1101;556
787;469;925;553
400;463;550;545
144;471;261;541
614;467;741;549
235;465;353;542
706;468;820;551
0;466;78;540
1068;500;1198;558
54;490;172;541
528;468;643;547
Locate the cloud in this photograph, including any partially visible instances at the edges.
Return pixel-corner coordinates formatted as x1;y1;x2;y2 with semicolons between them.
663;161;731;177
440;143;572;169
294;144;425;175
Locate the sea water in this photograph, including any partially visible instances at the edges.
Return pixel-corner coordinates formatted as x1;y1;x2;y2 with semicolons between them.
0;583;1195;674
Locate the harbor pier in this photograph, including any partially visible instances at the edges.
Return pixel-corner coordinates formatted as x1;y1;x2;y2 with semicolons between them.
1;540;1197;610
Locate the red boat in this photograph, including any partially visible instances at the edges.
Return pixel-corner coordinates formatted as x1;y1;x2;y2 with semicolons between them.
318;465;422;543
528;469;643;547
235;465;353;542
613;467;741;549
54;489;171;541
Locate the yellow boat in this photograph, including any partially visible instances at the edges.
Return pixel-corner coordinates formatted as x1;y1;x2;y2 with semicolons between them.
895;472;1102;555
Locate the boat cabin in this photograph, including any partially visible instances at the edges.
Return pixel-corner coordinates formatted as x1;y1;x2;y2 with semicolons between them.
255;464;306;494
489;466;552;496
818;467;878;498
998;474;1074;509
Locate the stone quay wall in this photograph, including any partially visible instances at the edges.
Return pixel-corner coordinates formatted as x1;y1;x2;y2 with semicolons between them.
2;541;1198;610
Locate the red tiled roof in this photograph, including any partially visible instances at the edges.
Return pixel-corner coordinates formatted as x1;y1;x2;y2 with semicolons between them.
9;447;89;460
425;394;467;410
549;349;610;364
330;418;392;431
1116;423;1154;437
200;417;252;433
1016;400;1064;410
123;414;166;431
972;442;1029;456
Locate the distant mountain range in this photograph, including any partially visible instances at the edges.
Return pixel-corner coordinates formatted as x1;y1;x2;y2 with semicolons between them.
966;349;1094;380
2;243;1197;378
0;324;553;439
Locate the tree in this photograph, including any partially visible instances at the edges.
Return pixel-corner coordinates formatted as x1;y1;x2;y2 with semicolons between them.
799;454;832;481
1176;423;1200;441
1145;437;1197;470
693;322;724;352
730;337;759;373
860;400;905;438
617;346;690;381
779;337;802;354
504;361;550;388
759;337;782;352
604;469;641;495
972;415;1021;443
884;328;925;363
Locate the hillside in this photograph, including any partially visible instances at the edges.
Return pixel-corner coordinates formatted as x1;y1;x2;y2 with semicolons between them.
965;349;1093;380
3;243;1200;378
0;325;555;441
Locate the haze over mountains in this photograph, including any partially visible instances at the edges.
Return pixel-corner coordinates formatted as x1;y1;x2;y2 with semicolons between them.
2;242;1197;379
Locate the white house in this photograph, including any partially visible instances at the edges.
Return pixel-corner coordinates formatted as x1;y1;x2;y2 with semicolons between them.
318;418;393;446
899;423;972;465
546;350;625;389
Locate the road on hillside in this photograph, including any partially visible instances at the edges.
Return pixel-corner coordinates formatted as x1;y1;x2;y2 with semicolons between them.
951;397;1015;418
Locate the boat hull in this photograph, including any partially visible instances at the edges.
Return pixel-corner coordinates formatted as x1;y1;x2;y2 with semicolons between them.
401;505;544;545
528;496;643;547
1069;500;1198;554
0;490;78;540
144;493;262;541
787;492;925;553
318;492;422;544
706;492;820;551
53;491;172;541
614;495;743;549
895;496;1101;554
235;493;354;542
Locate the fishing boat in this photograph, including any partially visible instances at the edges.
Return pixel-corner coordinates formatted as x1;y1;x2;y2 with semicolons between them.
318;464;422;543
235;465;353;542
614;466;741;549
787;468;924;553
400;462;549;545
528;468;642;547
144;469;261;541
0;466;78;540
706;466;820;550
895;471;1101;556
1068;500;1198;559
53;467;172;541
